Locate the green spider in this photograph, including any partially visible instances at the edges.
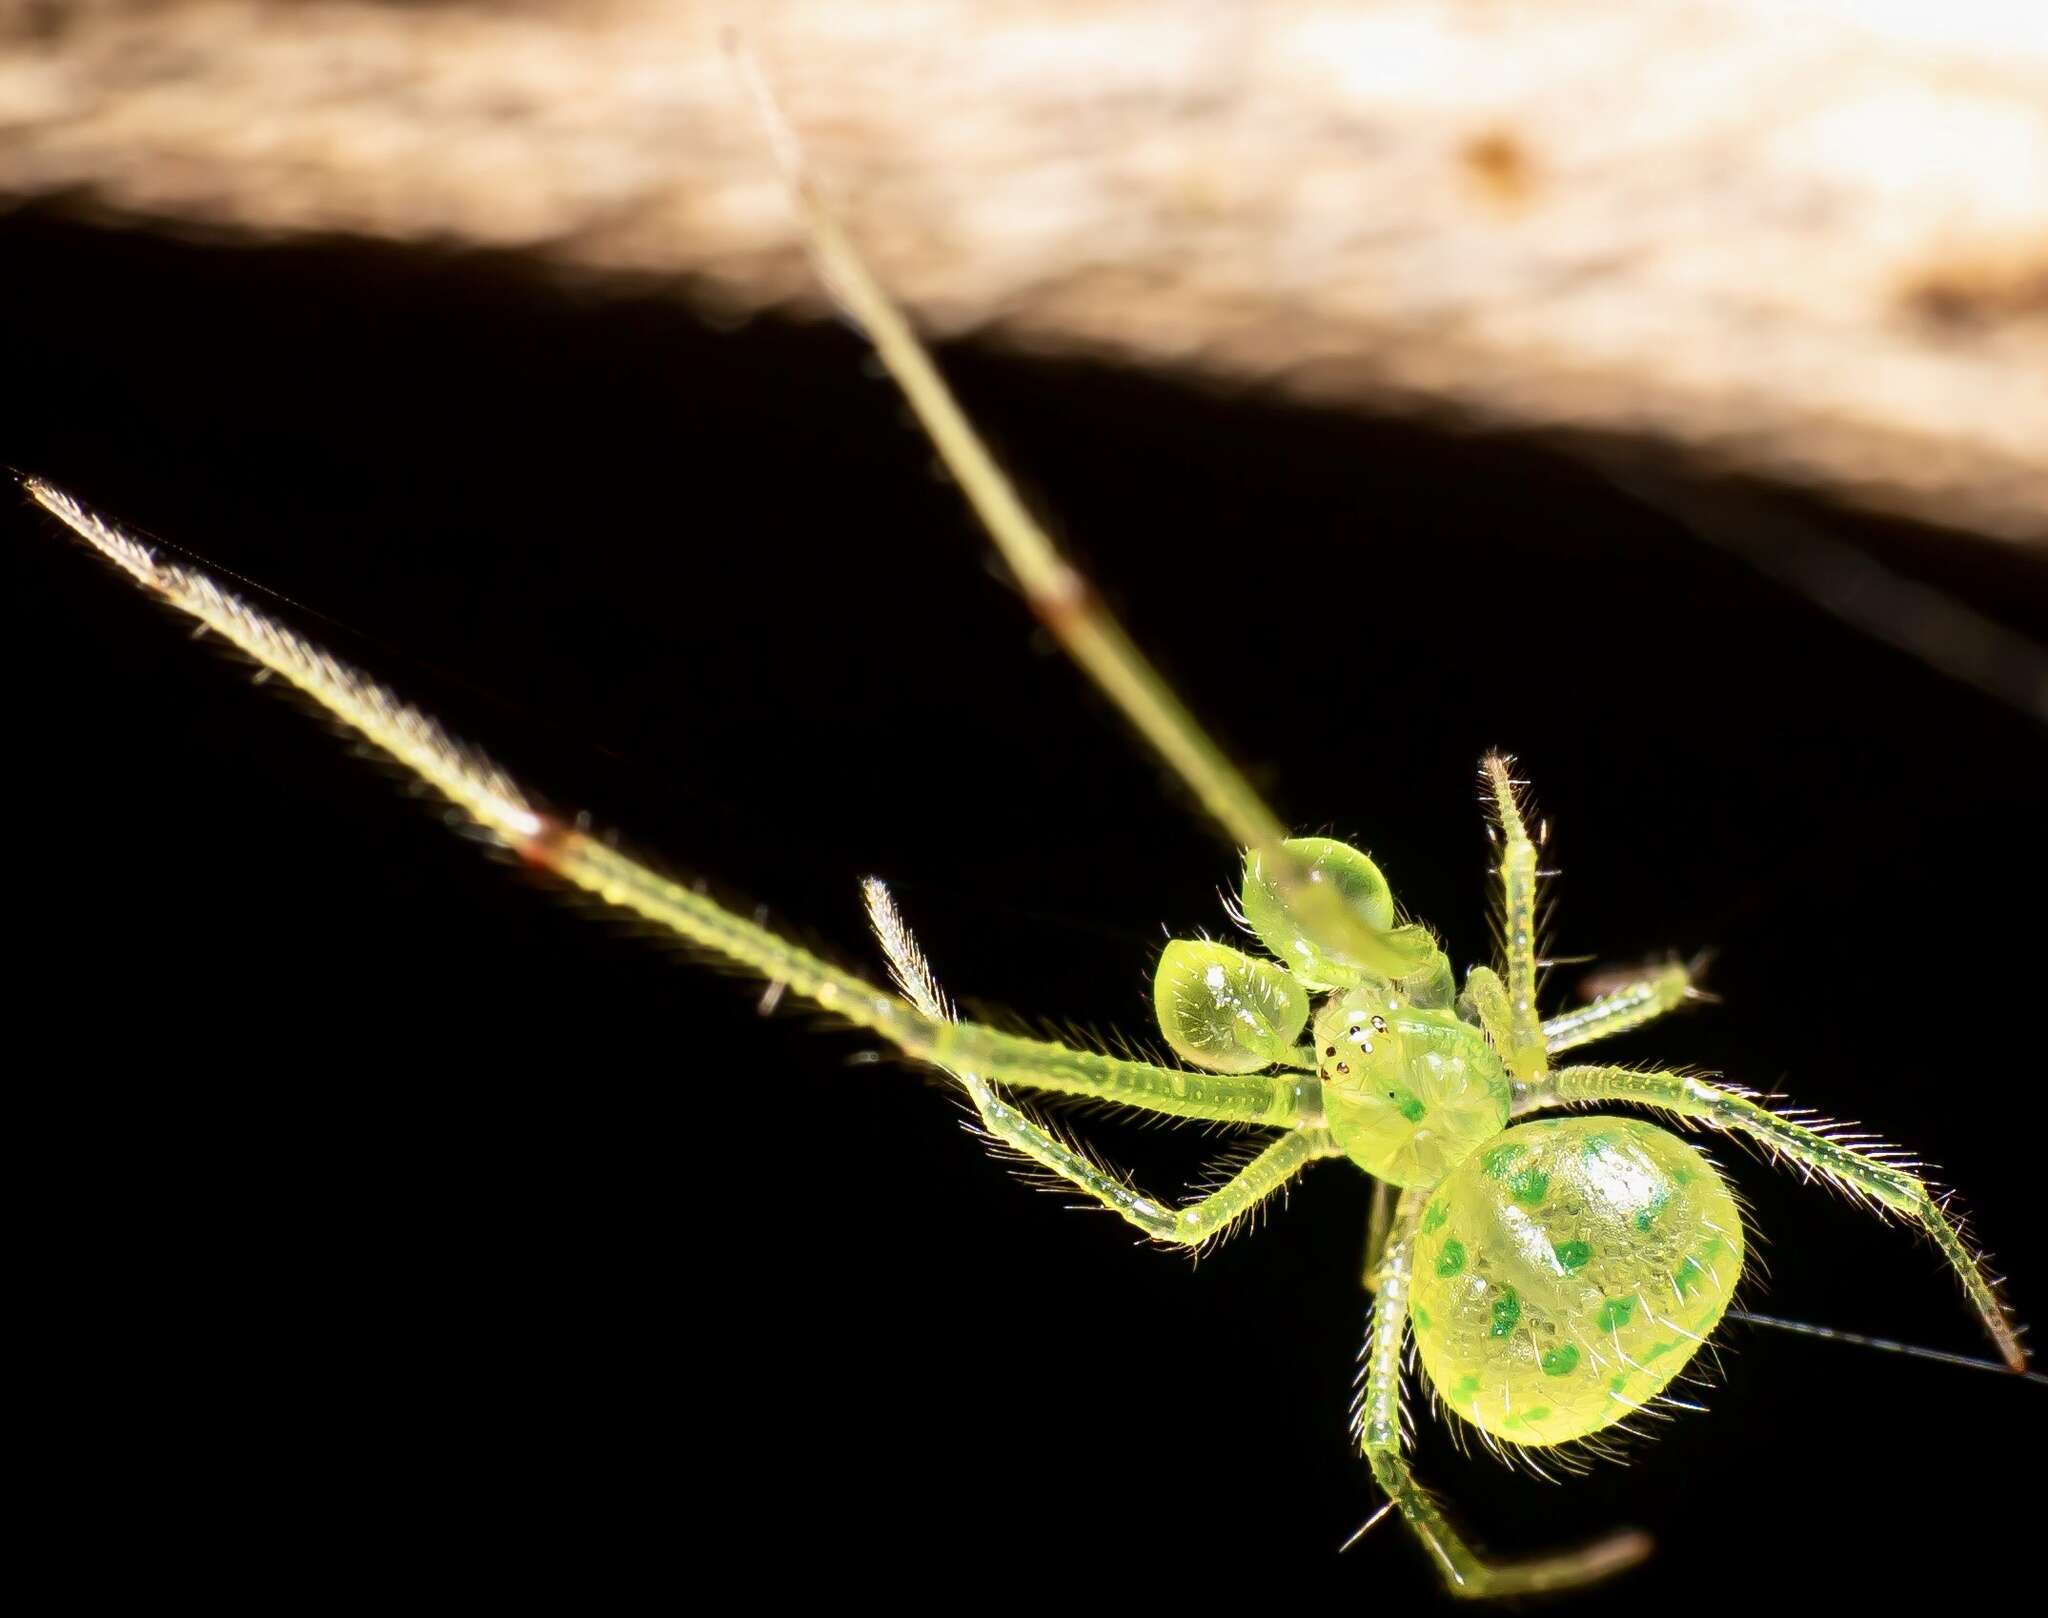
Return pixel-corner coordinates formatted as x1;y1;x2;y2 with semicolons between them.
23;83;2031;1601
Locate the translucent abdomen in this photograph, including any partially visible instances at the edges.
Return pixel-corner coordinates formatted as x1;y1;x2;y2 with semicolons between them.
1409;1116;1744;1447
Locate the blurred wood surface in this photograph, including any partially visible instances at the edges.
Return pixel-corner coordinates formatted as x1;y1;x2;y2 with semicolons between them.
5;0;2047;543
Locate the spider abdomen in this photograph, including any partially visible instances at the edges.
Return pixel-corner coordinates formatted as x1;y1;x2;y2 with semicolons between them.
1409;1116;1744;1447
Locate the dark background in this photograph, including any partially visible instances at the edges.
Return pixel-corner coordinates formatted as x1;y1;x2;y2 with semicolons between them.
6;208;2044;1605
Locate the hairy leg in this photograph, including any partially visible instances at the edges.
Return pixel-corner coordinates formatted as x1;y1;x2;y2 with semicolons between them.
1539;960;1699;1058
1459;966;1522;1073
31;481;1319;1131
1360;1189;1651;1597
739;55;1280;854
1479;755;1548;1077
972;1099;1335;1246
865;880;1340;1245
1544;1065;2027;1371
738;49;1435;985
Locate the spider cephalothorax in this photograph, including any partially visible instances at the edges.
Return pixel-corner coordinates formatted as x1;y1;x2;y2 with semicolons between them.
1311;984;1511;1186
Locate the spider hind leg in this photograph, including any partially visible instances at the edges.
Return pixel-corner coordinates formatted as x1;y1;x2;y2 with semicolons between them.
1360;1185;1654;1598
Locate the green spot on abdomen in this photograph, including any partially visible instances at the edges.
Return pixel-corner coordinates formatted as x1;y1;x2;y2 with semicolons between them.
1421;1201;1447;1234
1508;1168;1549;1207
1435;1238;1467;1278
1412;1305;1433;1333
1539;1344;1580;1377
1407;1115;1744;1449
1392;1088;1427;1123
1481;1143;1525;1180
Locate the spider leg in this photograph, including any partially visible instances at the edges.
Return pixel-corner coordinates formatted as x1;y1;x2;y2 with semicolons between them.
1539;960;1698;1058
740;52;1436;985
926;1020;1318;1125
1360;1188;1652;1597
1459;967;1519;1067
1542;1065;2028;1372
743;57;1279;854
969;1099;1339;1247
1362;1177;1395;1292
30;480;1321;1135
565;813;1316;1123
864;879;1340;1244
1480;756;1549;1077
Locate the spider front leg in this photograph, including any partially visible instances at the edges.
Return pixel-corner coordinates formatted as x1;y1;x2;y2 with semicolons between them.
1480;756;1549;1077
1543;1065;2028;1371
1360;1189;1651;1597
865;881;1342;1246
1477;757;1702;1067
745;57;1437;989
31;481;1321;1140
1539;960;1699;1057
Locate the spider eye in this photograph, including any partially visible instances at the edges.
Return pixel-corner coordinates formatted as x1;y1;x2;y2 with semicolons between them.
1371;1015;1388;1033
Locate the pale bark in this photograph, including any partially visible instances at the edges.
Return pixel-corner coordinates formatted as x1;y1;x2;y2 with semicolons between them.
5;0;2046;542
